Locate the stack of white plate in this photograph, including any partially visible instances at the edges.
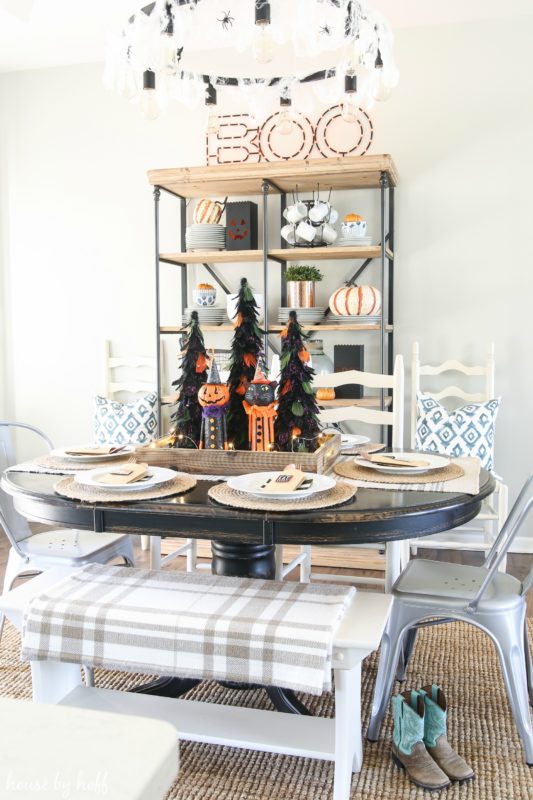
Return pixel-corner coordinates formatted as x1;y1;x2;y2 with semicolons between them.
326;313;382;325
278;306;326;325
337;235;373;247
183;306;225;326
185;224;226;251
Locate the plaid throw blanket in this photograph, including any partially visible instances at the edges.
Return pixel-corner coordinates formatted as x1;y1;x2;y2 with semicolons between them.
21;565;355;695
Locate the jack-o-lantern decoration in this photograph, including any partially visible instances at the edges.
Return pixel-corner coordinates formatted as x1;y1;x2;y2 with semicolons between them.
228;217;249;242
243;364;277;452
198;359;230;450
225;202;258;251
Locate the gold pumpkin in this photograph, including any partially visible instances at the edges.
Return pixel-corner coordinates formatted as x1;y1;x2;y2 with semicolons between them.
316;387;336;401
198;382;230;407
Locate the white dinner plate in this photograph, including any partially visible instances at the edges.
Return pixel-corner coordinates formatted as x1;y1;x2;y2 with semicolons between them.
340;434;371;450
52;446;135;463
75;465;177;491
227;471;336;500
353;452;450;475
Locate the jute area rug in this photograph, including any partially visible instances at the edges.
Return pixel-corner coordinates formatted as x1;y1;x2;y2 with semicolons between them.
1;620;532;800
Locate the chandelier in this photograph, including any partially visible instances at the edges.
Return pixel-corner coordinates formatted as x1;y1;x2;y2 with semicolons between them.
105;0;398;127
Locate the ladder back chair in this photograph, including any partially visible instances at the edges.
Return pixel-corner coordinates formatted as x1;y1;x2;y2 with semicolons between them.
409;341;508;564
281;354;406;592
368;475;533;764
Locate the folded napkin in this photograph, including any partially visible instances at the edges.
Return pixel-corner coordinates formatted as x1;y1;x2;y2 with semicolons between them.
96;463;148;485
347;456;481;495
21;564;355;695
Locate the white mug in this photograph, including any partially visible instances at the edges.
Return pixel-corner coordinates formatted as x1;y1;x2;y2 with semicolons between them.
284;202;307;224
281;224;296;245
296;220;316;243
328;208;339;224
308;201;330;223
321;223;338;244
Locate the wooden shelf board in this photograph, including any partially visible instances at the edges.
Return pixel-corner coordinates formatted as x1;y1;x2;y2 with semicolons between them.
160;250;262;265
269;246;394;262
148;154;398;198
161;324;392;334
160;245;393;265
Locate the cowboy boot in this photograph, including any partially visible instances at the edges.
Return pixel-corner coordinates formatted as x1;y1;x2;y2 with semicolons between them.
391;690;451;791
419;684;475;783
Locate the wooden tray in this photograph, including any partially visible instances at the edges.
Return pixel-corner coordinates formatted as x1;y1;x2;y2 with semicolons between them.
134;434;341;476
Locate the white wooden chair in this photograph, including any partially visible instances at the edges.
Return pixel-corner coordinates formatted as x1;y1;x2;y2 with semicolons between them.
0;422;135;644
281;355;406;592
104;340;196;571
409;341;508;564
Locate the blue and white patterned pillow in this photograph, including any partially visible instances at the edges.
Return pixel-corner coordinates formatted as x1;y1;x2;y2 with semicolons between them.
415;392;501;471
94;393;158;445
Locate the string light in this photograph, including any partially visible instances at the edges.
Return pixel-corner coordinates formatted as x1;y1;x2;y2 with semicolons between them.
177;433;199;449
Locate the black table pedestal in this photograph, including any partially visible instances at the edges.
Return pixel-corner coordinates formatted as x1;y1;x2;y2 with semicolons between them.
211;541;276;579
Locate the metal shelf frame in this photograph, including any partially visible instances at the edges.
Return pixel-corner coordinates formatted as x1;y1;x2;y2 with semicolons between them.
152;171;395;435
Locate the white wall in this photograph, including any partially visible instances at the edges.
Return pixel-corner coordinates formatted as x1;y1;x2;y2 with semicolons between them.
0;15;532;502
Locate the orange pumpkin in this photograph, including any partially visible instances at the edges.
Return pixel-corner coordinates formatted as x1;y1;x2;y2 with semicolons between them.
198;382;230;407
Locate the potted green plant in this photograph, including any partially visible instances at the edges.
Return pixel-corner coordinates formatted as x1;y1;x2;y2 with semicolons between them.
284;265;323;308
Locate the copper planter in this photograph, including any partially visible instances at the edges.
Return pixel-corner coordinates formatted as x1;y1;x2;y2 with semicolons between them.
287;281;316;308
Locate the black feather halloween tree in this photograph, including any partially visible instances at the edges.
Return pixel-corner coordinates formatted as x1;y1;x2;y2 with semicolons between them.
226;278;264;449
275;310;321;452
171;311;208;447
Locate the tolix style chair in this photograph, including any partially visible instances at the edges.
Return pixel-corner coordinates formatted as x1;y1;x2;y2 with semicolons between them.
367;475;533;764
0;421;135;645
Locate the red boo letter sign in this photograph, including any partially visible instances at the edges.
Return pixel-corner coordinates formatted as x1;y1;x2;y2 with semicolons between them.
206;106;374;165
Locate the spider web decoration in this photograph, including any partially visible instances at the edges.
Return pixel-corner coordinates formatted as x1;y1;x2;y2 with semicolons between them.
206;105;373;164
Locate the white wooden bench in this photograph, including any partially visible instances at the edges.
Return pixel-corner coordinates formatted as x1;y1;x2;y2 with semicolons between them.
1;568;391;800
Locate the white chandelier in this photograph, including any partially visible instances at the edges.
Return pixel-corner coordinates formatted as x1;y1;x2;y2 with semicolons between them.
105;0;398;126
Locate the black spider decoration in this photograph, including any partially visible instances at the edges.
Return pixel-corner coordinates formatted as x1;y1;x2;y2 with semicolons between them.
320;24;332;36
217;10;235;30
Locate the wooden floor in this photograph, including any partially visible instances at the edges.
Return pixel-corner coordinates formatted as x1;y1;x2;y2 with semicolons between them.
1;532;532;616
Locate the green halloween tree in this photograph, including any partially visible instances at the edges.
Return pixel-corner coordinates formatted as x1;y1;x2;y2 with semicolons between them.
171;311;208;447
275;310;321;452
226;277;264;449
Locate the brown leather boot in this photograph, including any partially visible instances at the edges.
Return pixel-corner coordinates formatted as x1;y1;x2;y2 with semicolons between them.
391;690;451;791
420;684;475;783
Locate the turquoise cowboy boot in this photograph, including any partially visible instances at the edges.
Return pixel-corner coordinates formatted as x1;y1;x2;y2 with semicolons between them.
419;685;475;783
391;690;450;791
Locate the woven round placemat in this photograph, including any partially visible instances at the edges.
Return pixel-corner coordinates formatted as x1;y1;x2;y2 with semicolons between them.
54;474;196;503
36;454;134;472
334;459;464;484
208;481;356;512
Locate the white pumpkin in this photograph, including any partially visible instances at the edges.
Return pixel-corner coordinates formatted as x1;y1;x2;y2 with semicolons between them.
329;285;382;316
194;198;224;225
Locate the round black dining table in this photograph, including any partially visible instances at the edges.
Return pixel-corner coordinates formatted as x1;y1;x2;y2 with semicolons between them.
2;468;495;712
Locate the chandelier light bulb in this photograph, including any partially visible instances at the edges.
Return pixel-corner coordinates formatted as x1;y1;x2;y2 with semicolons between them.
341;72;358;123
141;70;159;120
278;110;296;135
207;110;220;135
160;33;179;76
341;94;358;123
253;24;274;64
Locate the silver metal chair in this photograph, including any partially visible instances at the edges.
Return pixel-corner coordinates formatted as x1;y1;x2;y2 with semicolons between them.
368;475;533;764
0;421;135;643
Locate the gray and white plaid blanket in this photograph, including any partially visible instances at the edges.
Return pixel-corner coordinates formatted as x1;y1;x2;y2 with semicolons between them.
21;565;355;695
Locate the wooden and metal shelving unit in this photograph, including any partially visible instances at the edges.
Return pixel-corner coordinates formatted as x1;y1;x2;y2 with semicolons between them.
148;154;397;432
